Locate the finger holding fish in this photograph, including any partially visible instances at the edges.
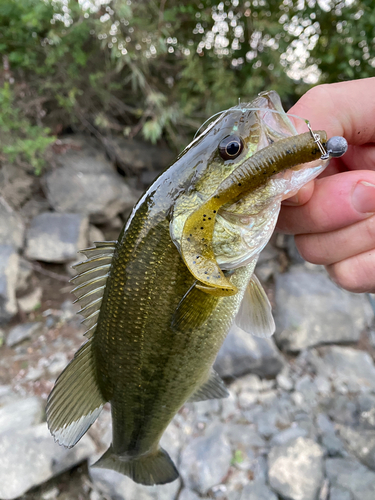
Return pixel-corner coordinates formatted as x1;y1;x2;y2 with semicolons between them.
278;78;375;293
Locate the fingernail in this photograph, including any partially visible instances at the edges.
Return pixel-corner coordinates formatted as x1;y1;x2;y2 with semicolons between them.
352;181;375;214
282;194;299;206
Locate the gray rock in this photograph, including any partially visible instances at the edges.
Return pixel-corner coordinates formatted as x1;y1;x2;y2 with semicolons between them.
25;212;88;263
329;486;353;500
0;197;25;249
214;325;284;379
90;467;180;500
6;322;43;347
180;423;232;494
306;346;375;393
0;423;95;499
268;437;324;500
240;481;278;500
274;267;372;352
0;397;44;434
0;245;19;323
110;136;174;174
337;425;375;470
316;413;345;457
326;457;375;500
270;426;308;446
46;143;138;223
179;489;202;500
15;257;33;294
17;287;42;313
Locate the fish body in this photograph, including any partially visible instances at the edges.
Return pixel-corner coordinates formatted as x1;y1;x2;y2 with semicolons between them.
47;91;328;485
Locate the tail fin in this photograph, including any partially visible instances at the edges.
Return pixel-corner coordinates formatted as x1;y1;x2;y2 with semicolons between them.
92;445;179;485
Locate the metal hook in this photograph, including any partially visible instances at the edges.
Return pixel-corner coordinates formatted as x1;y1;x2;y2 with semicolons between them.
306;120;329;160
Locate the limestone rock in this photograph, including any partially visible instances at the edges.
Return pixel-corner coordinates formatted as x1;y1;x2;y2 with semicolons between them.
0;197;25;249
0;397;44;434
268;437;324;500
326;457;375;500
180;423;232;494
0;245;19;323
0;423;95;500
6;322;43;347
274;267;371;352
25;212;88;263
214;324;284;380
45;141;138;223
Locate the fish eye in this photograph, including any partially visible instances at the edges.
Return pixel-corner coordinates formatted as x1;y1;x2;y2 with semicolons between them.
219;135;244;160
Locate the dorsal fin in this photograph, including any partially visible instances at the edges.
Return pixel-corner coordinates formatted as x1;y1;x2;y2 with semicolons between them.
71;241;116;338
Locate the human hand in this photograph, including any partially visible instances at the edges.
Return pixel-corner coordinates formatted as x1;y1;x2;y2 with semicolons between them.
277;78;375;293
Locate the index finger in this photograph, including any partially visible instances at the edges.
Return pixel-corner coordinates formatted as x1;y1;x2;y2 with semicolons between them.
288;78;375;145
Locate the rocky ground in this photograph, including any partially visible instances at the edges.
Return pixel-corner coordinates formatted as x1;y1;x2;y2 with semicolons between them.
0;135;375;500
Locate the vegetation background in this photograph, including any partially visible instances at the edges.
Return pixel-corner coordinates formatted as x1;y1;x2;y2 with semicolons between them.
1;0;374;173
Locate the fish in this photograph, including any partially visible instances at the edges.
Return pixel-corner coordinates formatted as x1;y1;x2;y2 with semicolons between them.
46;90;331;486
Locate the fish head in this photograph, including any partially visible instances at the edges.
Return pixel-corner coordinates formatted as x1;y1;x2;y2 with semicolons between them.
171;91;329;284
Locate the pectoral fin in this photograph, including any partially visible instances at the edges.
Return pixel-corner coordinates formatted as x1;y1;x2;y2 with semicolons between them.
188;369;229;402
235;274;275;338
171;283;219;332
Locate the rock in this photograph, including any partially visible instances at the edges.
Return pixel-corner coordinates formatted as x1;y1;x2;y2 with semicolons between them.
179;489;202;500
17;287;42;313
326;457;375;500
45;142;138;223
25;212;88;263
240;481;278;500
88;224;105;245
110;136;174;175
0;397;44;434
180;423;232;494
270;426;308;446
0;245;19;324
316;413;345;457
6;322;43;347
306;346;375;393
15;257;33;294
46;351;68;377
90;467;180;500
329;486;353;500
274;267;372;352
0;423;95;500
0;198;25;249
214;325;284;380
268;437;324;500
337;425;375;470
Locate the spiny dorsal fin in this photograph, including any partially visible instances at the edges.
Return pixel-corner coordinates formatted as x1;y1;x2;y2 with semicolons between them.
188;368;229;402
46;338;107;447
71;241;115;338
235;274;275;338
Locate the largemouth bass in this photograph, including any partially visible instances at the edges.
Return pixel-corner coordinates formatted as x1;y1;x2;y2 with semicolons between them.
46;91;344;486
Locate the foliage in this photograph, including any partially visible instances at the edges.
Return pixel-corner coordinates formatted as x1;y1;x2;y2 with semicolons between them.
0;83;55;174
0;0;374;160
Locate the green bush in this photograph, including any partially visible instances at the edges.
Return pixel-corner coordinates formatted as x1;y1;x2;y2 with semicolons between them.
0;0;373;161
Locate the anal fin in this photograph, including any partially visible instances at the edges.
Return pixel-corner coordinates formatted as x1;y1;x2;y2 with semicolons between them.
46;338;106;448
93;445;179;486
188;368;229;402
